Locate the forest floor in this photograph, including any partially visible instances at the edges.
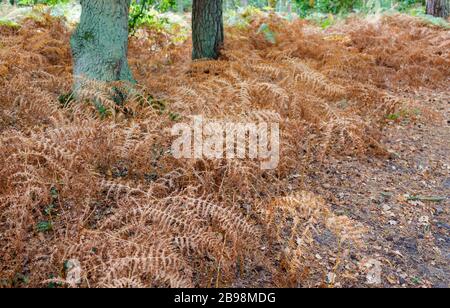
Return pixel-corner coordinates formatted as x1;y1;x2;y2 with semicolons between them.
231;91;450;289
0;8;449;288
303;92;450;288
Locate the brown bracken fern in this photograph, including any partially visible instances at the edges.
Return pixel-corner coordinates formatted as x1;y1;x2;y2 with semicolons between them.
0;12;448;287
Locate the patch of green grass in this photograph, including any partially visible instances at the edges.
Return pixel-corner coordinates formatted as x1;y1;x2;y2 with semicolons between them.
0;19;21;29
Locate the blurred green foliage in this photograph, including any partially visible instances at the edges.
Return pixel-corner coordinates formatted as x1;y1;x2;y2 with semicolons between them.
8;0;427;15
4;0;438;27
16;0;70;5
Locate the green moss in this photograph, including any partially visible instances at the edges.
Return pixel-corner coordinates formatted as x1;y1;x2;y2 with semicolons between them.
82;31;95;41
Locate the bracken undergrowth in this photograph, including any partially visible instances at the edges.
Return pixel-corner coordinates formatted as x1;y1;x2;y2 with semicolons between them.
0;12;448;287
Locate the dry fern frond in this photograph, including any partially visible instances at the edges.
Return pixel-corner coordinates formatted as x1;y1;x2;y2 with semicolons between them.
267;191;366;286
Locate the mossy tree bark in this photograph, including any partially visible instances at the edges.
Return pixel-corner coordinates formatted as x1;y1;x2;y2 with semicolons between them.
70;0;135;93
426;0;449;18
192;0;224;60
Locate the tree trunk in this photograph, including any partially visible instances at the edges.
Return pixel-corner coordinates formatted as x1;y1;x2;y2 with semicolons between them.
192;0;224;60
426;0;449;18
70;0;135;93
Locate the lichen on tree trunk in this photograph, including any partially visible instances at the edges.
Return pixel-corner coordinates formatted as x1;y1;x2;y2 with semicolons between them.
192;0;224;60
426;0;449;18
70;0;135;94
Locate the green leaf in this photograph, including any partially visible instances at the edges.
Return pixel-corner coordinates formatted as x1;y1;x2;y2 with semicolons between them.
257;23;276;44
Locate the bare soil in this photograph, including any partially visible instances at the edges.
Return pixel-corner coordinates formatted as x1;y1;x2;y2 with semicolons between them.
302;91;449;287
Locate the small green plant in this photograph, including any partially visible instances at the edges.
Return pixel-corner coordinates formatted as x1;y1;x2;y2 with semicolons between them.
0;19;21;29
0;278;9;287
129;1;172;34
63;259;71;271
320;15;333;29
82;31;95;41
169;111;181;121
94;102;109;119
17;0;70;6
50;186;59;199
43;186;58;216
46;274;62;288
58;92;74;107
411;276;421;285
151;98;167;113
44;204;55;216
36;220;53;232
13;273;29;286
257;23;277;44
386;113;400;121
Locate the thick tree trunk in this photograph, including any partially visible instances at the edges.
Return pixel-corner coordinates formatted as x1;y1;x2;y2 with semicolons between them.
70;0;135;93
192;0;224;60
426;0;449;18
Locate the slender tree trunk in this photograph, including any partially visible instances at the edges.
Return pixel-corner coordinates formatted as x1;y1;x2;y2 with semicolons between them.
70;0;135;93
192;0;224;60
426;0;449;18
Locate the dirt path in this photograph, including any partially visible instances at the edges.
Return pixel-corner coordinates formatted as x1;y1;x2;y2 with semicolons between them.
303;91;449;287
